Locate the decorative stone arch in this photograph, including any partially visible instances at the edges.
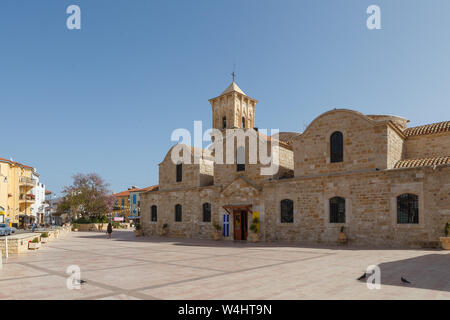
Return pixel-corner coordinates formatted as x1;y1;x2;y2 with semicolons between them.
294;109;377;141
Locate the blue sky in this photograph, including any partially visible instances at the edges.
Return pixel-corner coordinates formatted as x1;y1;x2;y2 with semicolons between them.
1;0;449;195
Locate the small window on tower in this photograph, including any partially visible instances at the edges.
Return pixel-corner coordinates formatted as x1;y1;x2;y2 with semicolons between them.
242;117;246;128
237;146;245;172
222;116;227;129
176;163;182;182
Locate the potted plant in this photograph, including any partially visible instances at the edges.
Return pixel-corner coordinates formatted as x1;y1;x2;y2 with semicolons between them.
28;237;41;250
161;223;168;236
249;217;260;242
40;232;49;243
134;223;142;237
338;226;348;244
212;223;221;240
439;222;450;250
72;223;79;232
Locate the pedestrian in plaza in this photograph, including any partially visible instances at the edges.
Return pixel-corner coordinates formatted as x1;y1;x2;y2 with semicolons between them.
106;222;112;239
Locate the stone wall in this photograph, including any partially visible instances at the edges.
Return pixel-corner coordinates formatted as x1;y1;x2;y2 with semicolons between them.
405;132;450;159
387;126;405;169
0;234;39;255
141;186;220;239
262;166;449;246
141;165;450;247
293;110;389;177
159;145;214;190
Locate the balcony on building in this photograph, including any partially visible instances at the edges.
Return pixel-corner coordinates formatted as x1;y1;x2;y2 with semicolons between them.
19;176;37;188
19;193;36;204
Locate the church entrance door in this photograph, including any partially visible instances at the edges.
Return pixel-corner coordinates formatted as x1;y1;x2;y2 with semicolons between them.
233;210;248;241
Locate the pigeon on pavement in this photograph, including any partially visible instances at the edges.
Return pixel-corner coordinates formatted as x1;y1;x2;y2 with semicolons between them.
357;273;367;280
401;277;411;284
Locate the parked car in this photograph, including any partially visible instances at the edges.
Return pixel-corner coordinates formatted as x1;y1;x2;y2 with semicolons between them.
0;224;11;236
10;226;17;233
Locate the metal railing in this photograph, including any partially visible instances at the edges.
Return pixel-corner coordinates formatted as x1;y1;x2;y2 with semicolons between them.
19;177;36;186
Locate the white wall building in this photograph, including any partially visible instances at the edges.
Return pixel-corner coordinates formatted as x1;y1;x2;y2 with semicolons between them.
31;171;46;224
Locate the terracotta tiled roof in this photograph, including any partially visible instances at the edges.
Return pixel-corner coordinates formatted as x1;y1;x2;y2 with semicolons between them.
0;157;34;170
394;156;450;169
403;121;450;137
113;188;140;197
142;185;159;193
135;185;159;193
113;185;159;197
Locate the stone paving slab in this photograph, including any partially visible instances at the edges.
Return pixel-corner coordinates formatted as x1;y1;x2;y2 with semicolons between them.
0;230;448;299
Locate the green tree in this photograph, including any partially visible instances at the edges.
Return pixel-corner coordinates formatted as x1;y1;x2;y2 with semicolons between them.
56;173;115;221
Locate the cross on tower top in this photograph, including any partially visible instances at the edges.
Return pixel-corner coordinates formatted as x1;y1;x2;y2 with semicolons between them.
231;64;236;82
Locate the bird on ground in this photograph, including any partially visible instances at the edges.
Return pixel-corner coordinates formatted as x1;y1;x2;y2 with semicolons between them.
401;277;411;284
76;279;87;285
357;273;367;280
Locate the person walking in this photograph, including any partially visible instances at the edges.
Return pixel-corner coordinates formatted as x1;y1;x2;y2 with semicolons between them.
106;222;112;239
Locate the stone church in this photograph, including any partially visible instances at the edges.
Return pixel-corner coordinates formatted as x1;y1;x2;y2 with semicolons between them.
140;82;450;247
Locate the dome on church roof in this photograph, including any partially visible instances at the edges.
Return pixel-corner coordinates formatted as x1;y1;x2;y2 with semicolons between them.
221;82;246;95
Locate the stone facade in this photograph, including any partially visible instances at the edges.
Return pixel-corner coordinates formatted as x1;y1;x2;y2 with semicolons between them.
141;82;450;247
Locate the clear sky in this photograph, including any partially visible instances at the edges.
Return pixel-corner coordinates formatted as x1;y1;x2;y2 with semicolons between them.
1;0;449;195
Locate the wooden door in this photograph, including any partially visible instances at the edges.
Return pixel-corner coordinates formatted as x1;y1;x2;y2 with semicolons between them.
233;210;248;240
233;211;242;240
241;210;248;240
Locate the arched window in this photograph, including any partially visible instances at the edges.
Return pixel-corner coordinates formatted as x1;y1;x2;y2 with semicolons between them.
329;197;345;223
397;194;418;224
175;204;182;222
176;163;182;182
242;117;246;128
222;116;227;129
237;146;245;171
202;203;211;222
330;131;343;163
151;205;157;222
280;199;294;223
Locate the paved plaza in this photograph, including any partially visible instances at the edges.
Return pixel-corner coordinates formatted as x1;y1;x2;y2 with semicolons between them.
0;230;449;300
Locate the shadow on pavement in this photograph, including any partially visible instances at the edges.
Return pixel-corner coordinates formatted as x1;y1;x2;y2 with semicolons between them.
358;254;450;292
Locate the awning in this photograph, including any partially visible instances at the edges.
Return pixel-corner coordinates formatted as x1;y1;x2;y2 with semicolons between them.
222;204;252;214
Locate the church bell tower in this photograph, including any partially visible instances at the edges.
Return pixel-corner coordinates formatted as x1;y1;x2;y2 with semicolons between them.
209;80;258;130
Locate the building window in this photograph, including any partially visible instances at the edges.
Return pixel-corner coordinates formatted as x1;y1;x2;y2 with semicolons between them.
330;131;343;163
176;163;182;182
151;205;157;222
222;116;227;129
280;199;294;223
175;204;182;222
329;197;345;223
242;117;246;128
237;146;245;172
397;194;419;224
202;203;211;222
